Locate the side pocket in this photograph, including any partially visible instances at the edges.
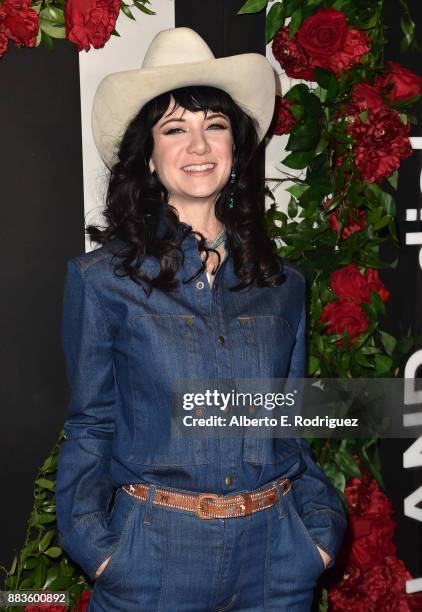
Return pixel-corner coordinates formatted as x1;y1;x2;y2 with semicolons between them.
94;490;138;585
288;496;326;574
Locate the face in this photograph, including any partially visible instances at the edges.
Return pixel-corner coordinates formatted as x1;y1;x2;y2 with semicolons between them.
149;100;233;206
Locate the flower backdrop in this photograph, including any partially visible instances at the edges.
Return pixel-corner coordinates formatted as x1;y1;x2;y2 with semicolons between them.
0;0;154;57
2;0;422;610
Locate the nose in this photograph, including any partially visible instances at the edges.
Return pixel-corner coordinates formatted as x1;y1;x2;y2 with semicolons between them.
186;128;211;155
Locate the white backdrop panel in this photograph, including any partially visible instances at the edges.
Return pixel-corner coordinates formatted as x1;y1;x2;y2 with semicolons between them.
79;0;175;252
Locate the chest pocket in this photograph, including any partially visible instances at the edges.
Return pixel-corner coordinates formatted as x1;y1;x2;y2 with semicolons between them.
127;314;208;466
233;314;298;465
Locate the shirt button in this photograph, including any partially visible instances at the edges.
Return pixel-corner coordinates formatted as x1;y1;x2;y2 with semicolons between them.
249;405;256;415
195;406;204;416
222;404;230;414
225;475;234;486
218;335;225;345
196;281;205;290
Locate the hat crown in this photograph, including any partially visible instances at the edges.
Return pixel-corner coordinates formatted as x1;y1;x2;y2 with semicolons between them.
142;27;215;69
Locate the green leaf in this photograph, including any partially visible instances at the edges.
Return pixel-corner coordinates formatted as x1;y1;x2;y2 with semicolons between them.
286;122;321;152
266;2;285;42
354;352;374;368
284;84;310;103
388;170;399;190
400;13;416;52
39;529;55;552
35;478;55;490
133;0;155;14
44;546;63;558
288;197;298;218
289;104;305;120
285;0;301;17
315;67;336;90
121;3;135;19
40;29;55;50
335;450;361;478
379;331;397;356
39;19;66;39
282;149;316;169
238;0;268;14
39;6;65;25
289;8;303;37
23;557;40;570
309;355;319;375
286;184;309;199
38;513;57;524
111;29;121;37
375;354;393;374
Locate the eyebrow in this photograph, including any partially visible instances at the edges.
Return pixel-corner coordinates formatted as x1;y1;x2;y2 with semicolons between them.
158;113;229;129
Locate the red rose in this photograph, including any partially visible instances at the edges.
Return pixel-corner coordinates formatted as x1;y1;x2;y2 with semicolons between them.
272;26;315;81
330;264;370;303
0;0;38;52
271;96;296;136
324;198;367;239
65;0;121;52
320;300;368;343
330;264;389;304
365;268;390;302
74;590;91;612
296;9;370;76
324;28;371;75
0;32;8;56
349;106;412;183
375;61;422;103
297;8;348;60
351;83;385;114
350;514;396;569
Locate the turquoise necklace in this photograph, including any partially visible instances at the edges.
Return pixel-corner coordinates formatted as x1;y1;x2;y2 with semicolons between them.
206;227;226;250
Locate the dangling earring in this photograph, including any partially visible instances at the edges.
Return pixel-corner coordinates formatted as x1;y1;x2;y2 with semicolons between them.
228;167;237;209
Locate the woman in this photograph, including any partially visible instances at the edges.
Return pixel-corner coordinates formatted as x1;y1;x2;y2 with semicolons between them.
56;28;347;611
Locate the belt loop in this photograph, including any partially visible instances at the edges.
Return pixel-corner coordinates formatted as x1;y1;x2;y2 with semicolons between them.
143;484;157;526
273;480;286;520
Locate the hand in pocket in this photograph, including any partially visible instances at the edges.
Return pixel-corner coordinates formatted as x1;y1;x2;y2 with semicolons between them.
316;545;330;568
95;556;111;578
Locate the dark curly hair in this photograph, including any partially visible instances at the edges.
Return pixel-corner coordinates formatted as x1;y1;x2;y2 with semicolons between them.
86;85;285;295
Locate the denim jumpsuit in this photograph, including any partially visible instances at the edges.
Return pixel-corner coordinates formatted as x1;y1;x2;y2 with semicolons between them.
56;222;348;611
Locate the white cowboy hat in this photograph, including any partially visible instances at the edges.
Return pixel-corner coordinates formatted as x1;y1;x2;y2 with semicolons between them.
92;27;276;169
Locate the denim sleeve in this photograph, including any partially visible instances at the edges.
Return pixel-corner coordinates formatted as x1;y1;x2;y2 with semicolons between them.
56;260;119;581
288;287;348;569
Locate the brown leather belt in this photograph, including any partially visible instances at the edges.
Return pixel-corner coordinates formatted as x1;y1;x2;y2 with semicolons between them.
121;478;291;520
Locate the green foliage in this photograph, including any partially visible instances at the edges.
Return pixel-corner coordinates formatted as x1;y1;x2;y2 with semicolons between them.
3;432;90;611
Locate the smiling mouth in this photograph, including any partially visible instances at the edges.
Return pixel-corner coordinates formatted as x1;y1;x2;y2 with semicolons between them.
182;163;216;173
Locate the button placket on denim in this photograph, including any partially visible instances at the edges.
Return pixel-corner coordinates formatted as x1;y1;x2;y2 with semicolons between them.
210;259;239;491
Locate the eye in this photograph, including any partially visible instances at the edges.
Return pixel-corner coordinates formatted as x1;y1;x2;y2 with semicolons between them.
207;123;228;130
163;127;185;135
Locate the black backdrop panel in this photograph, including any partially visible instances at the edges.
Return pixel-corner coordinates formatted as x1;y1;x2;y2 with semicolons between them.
0;42;84;568
175;0;265;56
379;0;422;578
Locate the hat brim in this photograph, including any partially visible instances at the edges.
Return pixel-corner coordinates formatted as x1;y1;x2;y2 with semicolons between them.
92;53;276;169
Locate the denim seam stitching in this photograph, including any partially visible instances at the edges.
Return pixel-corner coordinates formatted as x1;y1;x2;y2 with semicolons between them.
218;520;249;611
157;510;169;612
264;503;272;611
77;250;111;273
